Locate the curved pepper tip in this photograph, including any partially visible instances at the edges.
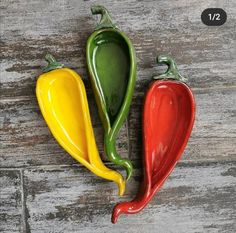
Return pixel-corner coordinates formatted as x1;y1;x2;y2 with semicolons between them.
117;177;126;196
112;202;130;223
111;204;123;224
123;160;133;181
105;142;133;181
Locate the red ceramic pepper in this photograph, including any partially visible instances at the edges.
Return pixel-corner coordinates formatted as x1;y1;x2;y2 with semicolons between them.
112;55;196;223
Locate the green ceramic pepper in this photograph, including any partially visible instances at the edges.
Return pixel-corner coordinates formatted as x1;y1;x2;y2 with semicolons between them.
86;5;136;180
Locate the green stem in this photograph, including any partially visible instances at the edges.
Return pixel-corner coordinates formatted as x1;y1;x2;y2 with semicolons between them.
153;55;187;82
91;5;117;30
43;54;64;73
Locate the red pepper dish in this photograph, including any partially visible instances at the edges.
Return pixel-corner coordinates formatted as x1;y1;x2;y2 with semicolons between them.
112;55;196;223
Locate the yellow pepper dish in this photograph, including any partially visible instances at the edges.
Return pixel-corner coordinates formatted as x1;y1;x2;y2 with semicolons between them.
36;54;125;196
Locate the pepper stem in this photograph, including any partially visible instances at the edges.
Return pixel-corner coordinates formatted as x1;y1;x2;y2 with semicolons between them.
153;55;187;82
43;54;64;73
91;5;117;30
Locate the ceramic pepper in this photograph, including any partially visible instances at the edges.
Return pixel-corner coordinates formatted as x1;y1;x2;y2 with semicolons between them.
112;55;196;222
86;5;137;180
36;54;125;196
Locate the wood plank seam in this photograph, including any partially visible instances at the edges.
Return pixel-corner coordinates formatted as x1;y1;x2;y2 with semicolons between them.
20;169;30;233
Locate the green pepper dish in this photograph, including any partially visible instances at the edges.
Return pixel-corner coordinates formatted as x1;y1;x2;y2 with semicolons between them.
86;5;137;180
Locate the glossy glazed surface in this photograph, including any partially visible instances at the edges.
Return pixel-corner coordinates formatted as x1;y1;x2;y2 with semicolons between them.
90;32;130;124
36;67;125;196
145;81;195;188
87;5;136;180
112;80;196;222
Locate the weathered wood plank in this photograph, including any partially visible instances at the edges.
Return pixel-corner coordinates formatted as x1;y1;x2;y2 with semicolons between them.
23;161;236;233
1;0;236;232
1;0;235;42
0;96;129;168
0;170;22;233
1;0;236;98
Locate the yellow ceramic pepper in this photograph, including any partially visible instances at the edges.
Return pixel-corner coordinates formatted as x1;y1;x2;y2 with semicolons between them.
36;54;125;196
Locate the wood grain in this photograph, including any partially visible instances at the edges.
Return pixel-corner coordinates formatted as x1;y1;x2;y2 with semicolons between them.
0;0;236;232
0;170;23;233
23;162;236;233
1;0;236;98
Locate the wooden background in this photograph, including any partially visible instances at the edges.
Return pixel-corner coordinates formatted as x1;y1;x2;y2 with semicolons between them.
1;0;235;232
